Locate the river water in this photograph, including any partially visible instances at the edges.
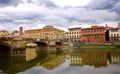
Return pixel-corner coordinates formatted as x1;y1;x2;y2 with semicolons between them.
0;47;120;74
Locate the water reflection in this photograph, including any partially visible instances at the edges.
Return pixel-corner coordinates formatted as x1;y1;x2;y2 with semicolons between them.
70;51;109;68
39;51;67;70
0;47;120;74
110;51;120;64
26;48;37;61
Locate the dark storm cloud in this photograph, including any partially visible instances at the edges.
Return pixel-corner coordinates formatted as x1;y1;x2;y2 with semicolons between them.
0;0;22;7
85;0;120;20
86;0;119;10
27;0;58;8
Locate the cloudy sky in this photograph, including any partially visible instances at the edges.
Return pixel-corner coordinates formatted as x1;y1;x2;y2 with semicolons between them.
0;0;120;32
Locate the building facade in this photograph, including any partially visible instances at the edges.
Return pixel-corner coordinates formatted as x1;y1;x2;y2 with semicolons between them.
24;26;65;41
81;25;107;43
0;30;9;37
109;23;120;42
109;28;120;42
68;27;81;42
12;30;20;38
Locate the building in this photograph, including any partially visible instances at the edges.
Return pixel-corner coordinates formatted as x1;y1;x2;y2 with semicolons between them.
12;30;19;38
81;25;107;43
109;28;120;42
11;27;24;38
0;30;9;37
43;26;65;40
109;23;120;43
24;26;65;40
64;32;69;41
68;27;81;42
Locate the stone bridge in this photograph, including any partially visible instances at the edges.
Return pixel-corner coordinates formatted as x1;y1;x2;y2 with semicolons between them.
0;38;65;56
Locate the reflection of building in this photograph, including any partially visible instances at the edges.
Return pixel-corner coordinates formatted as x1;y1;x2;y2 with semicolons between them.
82;51;107;67
109;23;120;42
26;43;37;61
68;27;81;42
40;54;66;70
110;51;120;64
81;25;107;43
70;54;83;66
24;26;65;40
0;30;9;37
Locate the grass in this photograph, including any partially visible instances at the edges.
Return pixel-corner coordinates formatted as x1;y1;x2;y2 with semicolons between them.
71;43;120;49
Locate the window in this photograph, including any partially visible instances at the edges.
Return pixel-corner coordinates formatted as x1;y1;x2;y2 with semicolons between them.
114;34;116;37
117;34;119;37
111;34;113;37
111;29;118;32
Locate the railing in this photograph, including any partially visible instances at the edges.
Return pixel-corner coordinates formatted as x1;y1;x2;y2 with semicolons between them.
0;37;13;41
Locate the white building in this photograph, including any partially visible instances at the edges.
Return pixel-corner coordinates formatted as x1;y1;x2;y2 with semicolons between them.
68;27;81;42
109;23;120;42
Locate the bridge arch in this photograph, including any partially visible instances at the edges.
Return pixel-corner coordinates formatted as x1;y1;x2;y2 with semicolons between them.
56;42;62;46
0;42;11;56
34;41;47;47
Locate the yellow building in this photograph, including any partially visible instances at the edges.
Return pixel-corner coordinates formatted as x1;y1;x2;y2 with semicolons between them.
68;27;81;42
24;26;65;40
24;29;44;39
0;30;9;37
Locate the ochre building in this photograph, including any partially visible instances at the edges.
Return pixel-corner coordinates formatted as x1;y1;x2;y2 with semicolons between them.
0;30;9;37
81;25;107;43
24;26;65;40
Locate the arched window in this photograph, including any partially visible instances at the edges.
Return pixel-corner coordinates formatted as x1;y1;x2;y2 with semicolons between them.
114;34;116;37
111;34;113;37
117;34;119;37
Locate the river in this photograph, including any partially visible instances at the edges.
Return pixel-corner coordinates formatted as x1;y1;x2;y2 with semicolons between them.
0;47;120;74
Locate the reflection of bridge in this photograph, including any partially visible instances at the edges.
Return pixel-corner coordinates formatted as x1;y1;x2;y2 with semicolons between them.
0;38;65;56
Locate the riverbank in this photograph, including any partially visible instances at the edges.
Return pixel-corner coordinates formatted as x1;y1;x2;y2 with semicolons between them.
71;44;120;50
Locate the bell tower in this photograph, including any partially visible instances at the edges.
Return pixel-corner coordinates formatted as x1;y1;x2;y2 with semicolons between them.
19;26;23;36
118;22;120;28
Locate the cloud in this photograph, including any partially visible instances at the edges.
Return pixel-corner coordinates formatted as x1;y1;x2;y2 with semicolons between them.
51;0;91;7
0;0;120;32
0;25;6;30
0;0;22;7
85;0;120;16
86;0;117;10
27;0;58;8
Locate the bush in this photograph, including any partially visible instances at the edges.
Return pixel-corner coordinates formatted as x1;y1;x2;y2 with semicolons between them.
114;44;120;48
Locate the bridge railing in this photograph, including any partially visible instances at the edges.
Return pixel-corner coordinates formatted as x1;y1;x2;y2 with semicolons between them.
0;37;13;41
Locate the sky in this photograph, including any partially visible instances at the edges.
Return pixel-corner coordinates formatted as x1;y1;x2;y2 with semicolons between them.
0;0;120;32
